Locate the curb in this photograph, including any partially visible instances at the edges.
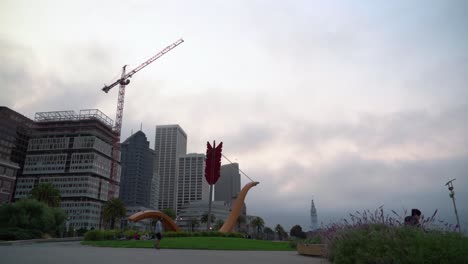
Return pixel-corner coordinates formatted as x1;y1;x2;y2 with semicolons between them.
0;237;83;246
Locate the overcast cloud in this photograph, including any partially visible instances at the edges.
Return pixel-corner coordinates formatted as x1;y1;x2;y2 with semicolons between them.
1;0;467;231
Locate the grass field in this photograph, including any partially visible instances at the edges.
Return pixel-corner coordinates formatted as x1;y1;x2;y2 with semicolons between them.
82;237;294;251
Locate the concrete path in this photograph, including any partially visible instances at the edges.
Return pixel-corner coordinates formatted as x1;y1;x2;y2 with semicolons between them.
0;241;330;264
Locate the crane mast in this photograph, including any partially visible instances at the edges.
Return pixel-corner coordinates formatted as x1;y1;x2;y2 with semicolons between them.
102;38;184;199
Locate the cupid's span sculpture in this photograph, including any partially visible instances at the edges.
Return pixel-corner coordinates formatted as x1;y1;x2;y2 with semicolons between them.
219;181;260;233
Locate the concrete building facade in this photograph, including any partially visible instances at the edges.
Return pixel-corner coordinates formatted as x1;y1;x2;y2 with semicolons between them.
0;107;34;203
177;153;209;214
154;125;187;213
14;109;121;229
177;200;231;231
0;160;19;204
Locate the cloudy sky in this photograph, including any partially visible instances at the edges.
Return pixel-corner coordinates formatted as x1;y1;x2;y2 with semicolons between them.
1;0;467;231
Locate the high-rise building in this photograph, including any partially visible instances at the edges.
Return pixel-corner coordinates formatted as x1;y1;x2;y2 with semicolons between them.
154;125;187;213
119;131;154;209
214;163;241;202
14;109;120;229
311;198;318;230
0;107;34;203
149;149;158;210
177;153;209;214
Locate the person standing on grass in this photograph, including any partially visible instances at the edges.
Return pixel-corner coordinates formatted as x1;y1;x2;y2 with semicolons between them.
154;218;164;249
404;208;422;227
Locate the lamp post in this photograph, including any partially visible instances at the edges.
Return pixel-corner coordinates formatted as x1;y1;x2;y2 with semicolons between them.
445;179;461;234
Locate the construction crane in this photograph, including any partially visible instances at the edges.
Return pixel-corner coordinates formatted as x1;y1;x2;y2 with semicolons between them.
101;38;184;199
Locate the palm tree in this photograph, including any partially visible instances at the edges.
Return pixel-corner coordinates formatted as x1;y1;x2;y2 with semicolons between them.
236;215;246;232
290;224;306;239
102;198;126;229
214;219;224;230
250;217;265;239
188;217;200;232
263;227;275;240
162;208;176;220
30;182;61;207
200;212;216;229
275;224;286;241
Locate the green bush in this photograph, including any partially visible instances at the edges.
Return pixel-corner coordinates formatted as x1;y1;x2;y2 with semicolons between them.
329;224;468;264
84;230;120;241
0;199;67;240
84;230;101;241
0;227;42;240
163;231;191;237
162;231;243;238
83;229;246;241
123;230;137;239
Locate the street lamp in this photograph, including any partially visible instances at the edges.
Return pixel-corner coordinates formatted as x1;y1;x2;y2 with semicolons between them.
445;179;461;234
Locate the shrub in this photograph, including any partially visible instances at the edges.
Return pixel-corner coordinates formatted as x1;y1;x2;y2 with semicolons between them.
123;230;137;239
0;227;41;240
163;231;192;237
84;230;101;241
290;236;322;249
329;224;468;263
162;231;243;238
0;199;67;240
83;229;247;241
312;207;467;263
225;232;243;238
84;230;120;241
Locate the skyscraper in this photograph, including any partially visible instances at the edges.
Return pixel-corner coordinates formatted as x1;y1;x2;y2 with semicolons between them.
154;125;187;213
214;163;241;202
177;153;209;214
311;198;318;230
119;131;154;209
149;149;158;210
14;109;120;229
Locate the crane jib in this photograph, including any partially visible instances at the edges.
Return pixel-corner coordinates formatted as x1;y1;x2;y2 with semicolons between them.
101;38;184;93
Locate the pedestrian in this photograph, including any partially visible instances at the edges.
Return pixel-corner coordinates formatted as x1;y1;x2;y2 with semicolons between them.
154;218;164;249
404;208;421;227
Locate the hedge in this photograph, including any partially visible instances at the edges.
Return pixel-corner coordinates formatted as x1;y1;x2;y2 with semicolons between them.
84;230;244;241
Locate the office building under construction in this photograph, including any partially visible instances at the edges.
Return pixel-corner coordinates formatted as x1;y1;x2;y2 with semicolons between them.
14;109;121;229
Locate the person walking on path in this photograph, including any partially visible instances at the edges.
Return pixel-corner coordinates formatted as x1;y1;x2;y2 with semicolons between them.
154;218;164;249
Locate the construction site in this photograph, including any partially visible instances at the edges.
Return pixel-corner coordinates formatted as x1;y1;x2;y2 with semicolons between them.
6;39;186;229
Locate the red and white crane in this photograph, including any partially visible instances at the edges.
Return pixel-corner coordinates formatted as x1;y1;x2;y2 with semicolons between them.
102;38;184;198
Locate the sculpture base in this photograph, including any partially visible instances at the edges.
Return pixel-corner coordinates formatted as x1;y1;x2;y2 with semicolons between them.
297;243;327;257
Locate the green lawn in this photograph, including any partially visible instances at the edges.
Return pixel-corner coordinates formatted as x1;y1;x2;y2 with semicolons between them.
82;237;294;251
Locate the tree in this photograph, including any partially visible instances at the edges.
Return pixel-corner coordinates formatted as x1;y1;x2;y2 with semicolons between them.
0;199;67;239
236;215;246;232
30;182;61;207
188;217;200;232
275;224;287;241
250;217;265;238
102;198;126;229
162;208;176;220
214;219;224;230
263;227;275;240
290;224;306;239
200;213;216;224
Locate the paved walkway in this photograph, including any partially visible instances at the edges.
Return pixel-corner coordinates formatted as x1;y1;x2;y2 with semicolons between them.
0;241;330;264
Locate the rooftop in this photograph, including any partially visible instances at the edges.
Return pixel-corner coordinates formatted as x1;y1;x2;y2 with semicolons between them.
34;109;114;128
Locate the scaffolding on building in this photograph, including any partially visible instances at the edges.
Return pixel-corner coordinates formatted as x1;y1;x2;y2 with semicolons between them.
35;109;114;128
